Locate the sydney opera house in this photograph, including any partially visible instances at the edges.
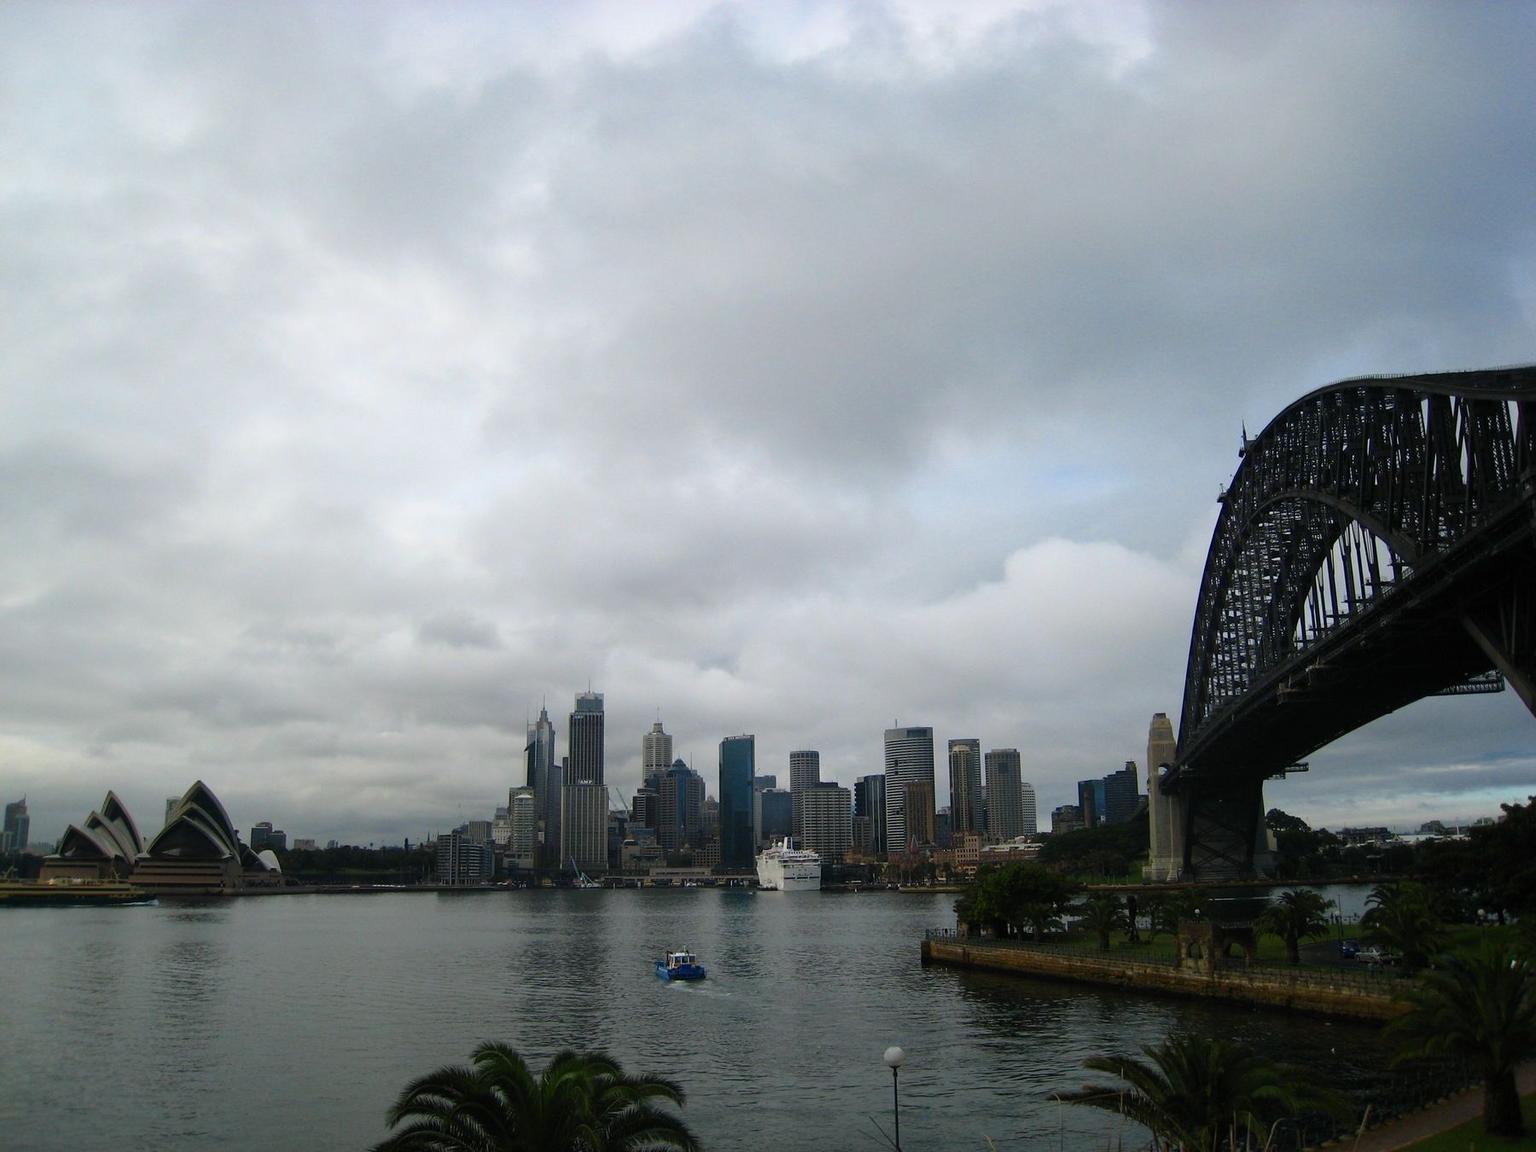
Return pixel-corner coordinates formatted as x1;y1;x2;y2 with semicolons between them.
41;780;281;892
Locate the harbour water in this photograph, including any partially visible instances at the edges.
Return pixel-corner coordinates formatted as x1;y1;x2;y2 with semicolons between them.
1;889;1394;1151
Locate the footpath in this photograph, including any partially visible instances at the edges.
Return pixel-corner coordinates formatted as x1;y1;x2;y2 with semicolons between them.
1339;1063;1536;1152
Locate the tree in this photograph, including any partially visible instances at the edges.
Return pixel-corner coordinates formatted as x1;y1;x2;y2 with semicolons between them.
1360;882;1448;970
1386;940;1536;1138
1077;892;1126;951
1055;1033;1343;1152
374;1042;701;1152
1254;888;1334;965
955;862;1079;941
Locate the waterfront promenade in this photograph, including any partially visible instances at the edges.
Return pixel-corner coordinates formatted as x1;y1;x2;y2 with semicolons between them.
921;930;1408;1020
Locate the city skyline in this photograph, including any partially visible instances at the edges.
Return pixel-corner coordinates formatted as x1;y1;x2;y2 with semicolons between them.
5;3;1536;846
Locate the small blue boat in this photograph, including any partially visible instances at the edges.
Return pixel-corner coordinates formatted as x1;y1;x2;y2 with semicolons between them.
655;948;706;981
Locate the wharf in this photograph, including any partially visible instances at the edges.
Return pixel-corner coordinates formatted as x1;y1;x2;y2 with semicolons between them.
921;931;1406;1021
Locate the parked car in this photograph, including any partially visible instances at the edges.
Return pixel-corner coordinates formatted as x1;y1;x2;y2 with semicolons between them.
1339;938;1360;959
1357;946;1399;966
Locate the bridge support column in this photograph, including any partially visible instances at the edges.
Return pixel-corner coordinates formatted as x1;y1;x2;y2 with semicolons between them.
1463;582;1536;716
1182;777;1266;881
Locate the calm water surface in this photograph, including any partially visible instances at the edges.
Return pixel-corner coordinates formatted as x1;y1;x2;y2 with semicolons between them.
0;890;1390;1151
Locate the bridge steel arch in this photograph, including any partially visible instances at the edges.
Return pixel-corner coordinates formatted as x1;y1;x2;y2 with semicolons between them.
1162;366;1536;879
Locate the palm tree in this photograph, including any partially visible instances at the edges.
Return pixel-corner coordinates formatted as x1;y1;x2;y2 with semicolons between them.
1359;882;1447;969
1077;892;1127;952
1386;939;1536;1138
1055;1033;1343;1152
1254;888;1334;965
374;1042;701;1152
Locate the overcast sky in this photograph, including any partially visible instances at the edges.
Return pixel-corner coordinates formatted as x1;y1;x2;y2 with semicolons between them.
4;1;1535;848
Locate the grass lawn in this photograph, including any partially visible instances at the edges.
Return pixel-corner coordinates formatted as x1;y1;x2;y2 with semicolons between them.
1398;1095;1536;1152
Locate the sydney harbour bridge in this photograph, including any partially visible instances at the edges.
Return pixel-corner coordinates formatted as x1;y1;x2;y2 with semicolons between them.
1152;366;1536;879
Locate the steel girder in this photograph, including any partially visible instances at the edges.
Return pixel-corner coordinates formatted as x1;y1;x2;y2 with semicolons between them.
1174;367;1536;794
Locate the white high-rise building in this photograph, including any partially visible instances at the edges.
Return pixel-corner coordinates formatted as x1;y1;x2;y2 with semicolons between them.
643;721;672;780
884;726;935;852
1020;781;1038;836
508;787;538;866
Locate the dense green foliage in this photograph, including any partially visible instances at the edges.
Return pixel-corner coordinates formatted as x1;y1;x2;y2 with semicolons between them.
1056;1033;1345;1152
1254;888;1335;965
375;1042;700;1152
1387;940;1536;1139
955;862;1079;940
1361;882;1450;970
1038;812;1149;880
277;843;436;884
1077;892;1127;951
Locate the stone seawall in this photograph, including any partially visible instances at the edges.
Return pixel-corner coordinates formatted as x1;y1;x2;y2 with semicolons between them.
921;938;1403;1021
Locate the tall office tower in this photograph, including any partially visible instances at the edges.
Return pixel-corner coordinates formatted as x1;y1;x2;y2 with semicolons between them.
948;739;983;837
658;759;704;855
631;787;660;831
1076;778;1106;829
642;721;673;778
568;692;605;785
854;774;887;856
1103;761;1140;824
526;704;558;854
759;788;793;843
561;782;608;874
718;735;755;869
1145;711;1181;881
2;797;28;853
1020;781;1038;835
884;726;935;852
788;750;820;838
983;749;1023;840
507;788;538;866
800;781;852;865
907;778;936;847
464;819;494;844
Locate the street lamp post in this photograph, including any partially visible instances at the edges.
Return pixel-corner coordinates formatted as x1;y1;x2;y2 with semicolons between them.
884;1045;906;1151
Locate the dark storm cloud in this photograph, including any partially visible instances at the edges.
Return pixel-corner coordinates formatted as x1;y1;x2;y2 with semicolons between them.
1;2;1533;844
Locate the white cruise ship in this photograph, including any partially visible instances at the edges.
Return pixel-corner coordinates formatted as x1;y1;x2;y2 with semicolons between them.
755;839;822;892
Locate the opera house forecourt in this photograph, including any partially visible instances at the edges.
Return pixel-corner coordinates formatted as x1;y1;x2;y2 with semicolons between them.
40;781;281;893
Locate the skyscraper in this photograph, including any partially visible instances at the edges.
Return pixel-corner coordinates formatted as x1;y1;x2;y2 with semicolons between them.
983;748;1023;840
526;704;558;857
1020;780;1038;836
658;759;704;855
1104;761;1140;824
507;787;537;866
948;738;983;837
884;726;935;852
789;749;820;838
718;735;755;869
2;797;29;854
799;781;851;865
562;782;608;874
642;720;672;779
854;774;887;856
568;692;605;784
